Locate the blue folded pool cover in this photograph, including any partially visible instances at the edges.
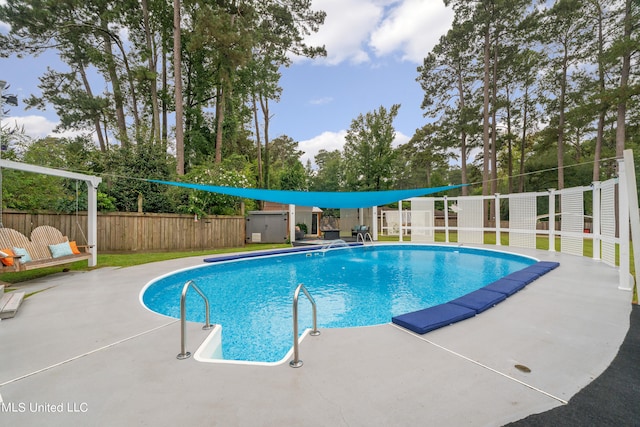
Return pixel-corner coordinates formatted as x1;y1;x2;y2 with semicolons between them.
392;303;476;334
449;288;507;313
392;260;560;334
483;277;527;296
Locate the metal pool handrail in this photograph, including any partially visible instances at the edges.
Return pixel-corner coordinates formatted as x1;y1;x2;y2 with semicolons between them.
289;283;320;368
322;239;349;250
357;232;373;244
177;280;215;360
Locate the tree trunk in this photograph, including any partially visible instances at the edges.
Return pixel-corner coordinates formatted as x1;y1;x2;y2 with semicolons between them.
557;44;568;190
141;0;161;143
253;95;263;187
482;25;491;197
77;63;106;152
490;36;499;199
482;24;491;224
162;47;168;154
456;64;468;196
616;0;632;161
173;0;185;175
519;85;529;193
101;26;129;147
102;20;141;141
593;0;605;182
215;85;225;164
259;94;271;189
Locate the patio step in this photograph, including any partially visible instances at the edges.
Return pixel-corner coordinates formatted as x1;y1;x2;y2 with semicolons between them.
0;285;25;320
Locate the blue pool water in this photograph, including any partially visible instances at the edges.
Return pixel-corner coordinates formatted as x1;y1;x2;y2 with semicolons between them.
141;245;535;363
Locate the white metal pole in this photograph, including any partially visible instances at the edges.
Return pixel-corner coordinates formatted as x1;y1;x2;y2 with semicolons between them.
495;193;501;245
592;181;601;260
622;149;639;291
398;201;403;242
618;159;631;291
548;189;556;252
87;178;100;267
289;204;296;243
372;205;378;241
444;196;449;243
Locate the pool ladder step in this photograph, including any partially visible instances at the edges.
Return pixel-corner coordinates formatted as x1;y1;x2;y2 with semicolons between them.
175;280;322;366
0;285;26;320
289;283;320;368
177;280;214;360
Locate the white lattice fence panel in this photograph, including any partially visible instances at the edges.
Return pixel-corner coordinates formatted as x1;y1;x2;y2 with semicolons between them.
411;198;434;243
560;190;584;256
383;211;399;235
600;179;616;266
457;197;484;244
508;194;537;248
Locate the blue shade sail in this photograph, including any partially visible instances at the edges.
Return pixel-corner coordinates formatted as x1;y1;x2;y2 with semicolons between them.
149;180;467;208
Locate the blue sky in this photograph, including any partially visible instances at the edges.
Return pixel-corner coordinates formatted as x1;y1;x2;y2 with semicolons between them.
0;0;454;166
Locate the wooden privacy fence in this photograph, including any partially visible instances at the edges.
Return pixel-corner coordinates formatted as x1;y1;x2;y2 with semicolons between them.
1;210;245;252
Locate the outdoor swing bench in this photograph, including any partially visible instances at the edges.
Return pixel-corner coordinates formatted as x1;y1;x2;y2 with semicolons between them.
0;225;93;272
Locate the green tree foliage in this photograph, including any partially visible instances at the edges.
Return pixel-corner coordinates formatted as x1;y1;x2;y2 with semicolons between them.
311;150;344;192
343;104;399;191
0;0;325;170
2;0;639;216
265;135;307;190
1;136;116;212
395;124;455;188
417;19;479;195
98;144;173;212
418;0;638;195
176;159;255;216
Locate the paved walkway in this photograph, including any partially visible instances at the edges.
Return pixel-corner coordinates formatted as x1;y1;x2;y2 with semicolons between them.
507;303;639;426
0;245;634;426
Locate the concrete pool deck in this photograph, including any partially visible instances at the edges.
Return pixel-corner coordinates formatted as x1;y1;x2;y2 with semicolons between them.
0;244;634;426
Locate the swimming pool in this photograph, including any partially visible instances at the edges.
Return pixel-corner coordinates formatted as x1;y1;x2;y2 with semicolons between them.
141;244;536;364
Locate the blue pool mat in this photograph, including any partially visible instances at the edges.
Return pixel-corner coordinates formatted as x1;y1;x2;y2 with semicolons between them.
392;303;476;334
481;277;527;296
392;260;560;334
502;270;541;284
450;288;507;313
536;261;560;270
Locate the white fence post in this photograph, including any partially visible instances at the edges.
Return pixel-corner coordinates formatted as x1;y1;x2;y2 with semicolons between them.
619;151;640;292
444;196;449;243
548;189;556;252
592;181;601;261
495;193;501;245
618;159;631;290
398;201;403;242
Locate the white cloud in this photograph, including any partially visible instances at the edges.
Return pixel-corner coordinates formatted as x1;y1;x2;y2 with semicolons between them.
309;96;334;105
392;130;410;148
370;0;454;63
2;115;57;138
305;0;386;65
1;114;93;141
299;129;410;168
299;130;348;166
303;0;454;66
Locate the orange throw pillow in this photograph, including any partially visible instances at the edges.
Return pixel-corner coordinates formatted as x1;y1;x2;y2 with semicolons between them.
69;241;81;255
0;247;15;266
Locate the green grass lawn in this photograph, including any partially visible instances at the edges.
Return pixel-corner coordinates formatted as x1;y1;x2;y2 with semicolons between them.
0;243;289;285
